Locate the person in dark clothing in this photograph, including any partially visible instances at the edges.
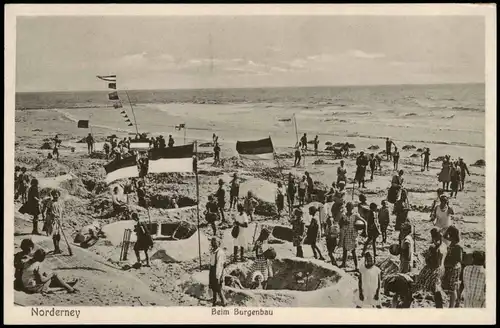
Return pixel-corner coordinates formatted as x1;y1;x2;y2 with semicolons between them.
103;142;111;159
384;273;415;308
355;152;369;188
215;179;226;222
313;135;319;155
343;142;350;157
300;134;308;151
86;133;95;155
385;138;395;161
205;196;219;235
361;203;381;260
135;180;147;208
307;206;325;260
27;178;41;234
294;147;302;167
305;171;314;203
132;212;153;267
214;143;221;165
292;208;306;258
287;173;296;211
159;135;166;149
14;239;35;291
421;148;431;171
168;135;175;147
229;173;240;210
457;158;471;191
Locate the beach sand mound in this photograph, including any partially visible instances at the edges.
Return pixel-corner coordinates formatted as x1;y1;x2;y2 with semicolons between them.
34;159;71;177
472;159;485;167
38;173;90;199
368;145;379;150
325;141;332;146
239;178;278;217
402;145;416;150
13;235;170;306
89;151;108;160
313;159;327;165
40;142;52;150
410;153;420;158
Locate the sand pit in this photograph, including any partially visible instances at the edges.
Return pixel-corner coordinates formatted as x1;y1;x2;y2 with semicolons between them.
182;257;357;307
102;218;210;263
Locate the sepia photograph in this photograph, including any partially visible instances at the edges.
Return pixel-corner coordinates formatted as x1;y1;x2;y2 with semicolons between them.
4;4;496;325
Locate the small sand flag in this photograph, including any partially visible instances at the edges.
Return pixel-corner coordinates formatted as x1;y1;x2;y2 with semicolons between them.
175;123;186;130
148;144;195;174
103;155;139;184
236;137;275;160
77;120;89;129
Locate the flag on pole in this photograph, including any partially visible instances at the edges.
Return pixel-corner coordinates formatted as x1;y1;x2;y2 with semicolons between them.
108;83;117;89
149;144;195;174
113;102;123;109
109;91;119;101
77;120;89;129
175;123;186;130
128;123;134;127
103;155;139;184
236;137;275;160
97;75;117;82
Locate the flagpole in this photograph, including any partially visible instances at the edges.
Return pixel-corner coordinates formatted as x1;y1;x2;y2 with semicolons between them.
124;90;140;136
184;127;187;145
293;114;299;147
195;140;202;271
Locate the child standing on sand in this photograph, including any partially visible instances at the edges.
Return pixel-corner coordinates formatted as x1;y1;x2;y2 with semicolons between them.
378;200;390;243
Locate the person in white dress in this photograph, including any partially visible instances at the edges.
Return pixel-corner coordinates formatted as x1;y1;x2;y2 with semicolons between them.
232;203;249;262
431;194;455;242
357;252;382;308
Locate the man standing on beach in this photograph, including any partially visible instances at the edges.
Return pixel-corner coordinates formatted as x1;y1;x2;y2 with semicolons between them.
86;133;95;155
355;152;369;188
213;142;221;166
421;148;431;171
229;173;240;210
53;134;61;160
215;179;226;223
385;138;395;161
457;158;471;191
314;135;319;155
301;133;308;151
294;147;302;167
305;171;314;203
168;135;175;148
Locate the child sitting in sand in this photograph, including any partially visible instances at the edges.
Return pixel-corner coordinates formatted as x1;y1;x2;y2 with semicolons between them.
22;249;78;295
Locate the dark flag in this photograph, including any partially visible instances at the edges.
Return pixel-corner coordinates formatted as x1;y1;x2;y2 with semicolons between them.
77;120;89;129
109;91;119;101
108;83;117;89
149;144;195;174
236;137;275;160
128;123;134;127
120;110;126;114
126;119;131;122
175;123;186;130
113;102;123;109
103;155;139;184
97;75;117;82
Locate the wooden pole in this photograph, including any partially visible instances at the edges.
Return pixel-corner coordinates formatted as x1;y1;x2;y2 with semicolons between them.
124;90;140;136
56;218;73;256
293;114;299;147
184;127;187;145
195;140;202;271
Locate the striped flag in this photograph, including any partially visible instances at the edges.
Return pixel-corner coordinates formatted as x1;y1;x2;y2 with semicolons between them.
103;155;139;184
97;75;117;82
149;144;195;174
236;137;275;160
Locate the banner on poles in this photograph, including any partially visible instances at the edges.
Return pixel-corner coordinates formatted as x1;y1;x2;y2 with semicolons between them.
129;141;150;150
103;155;139;184
149;144;195;174
77;120;89;129
236;137;275;160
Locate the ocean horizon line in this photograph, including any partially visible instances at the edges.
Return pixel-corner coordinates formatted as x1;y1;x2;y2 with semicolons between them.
16;81;485;94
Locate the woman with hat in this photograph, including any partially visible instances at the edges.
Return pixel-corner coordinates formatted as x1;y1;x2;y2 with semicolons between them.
339;202;366;270
209;237;226;307
229;173;240;210
291;208;306;258
307;206;325;261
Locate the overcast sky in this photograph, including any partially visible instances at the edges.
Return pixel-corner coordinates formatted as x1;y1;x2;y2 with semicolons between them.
16;15;485;92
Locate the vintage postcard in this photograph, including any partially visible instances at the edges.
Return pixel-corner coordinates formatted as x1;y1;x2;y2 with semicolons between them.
4;4;496;325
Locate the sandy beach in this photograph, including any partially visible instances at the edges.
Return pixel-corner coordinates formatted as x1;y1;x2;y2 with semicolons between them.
13;84;486;308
